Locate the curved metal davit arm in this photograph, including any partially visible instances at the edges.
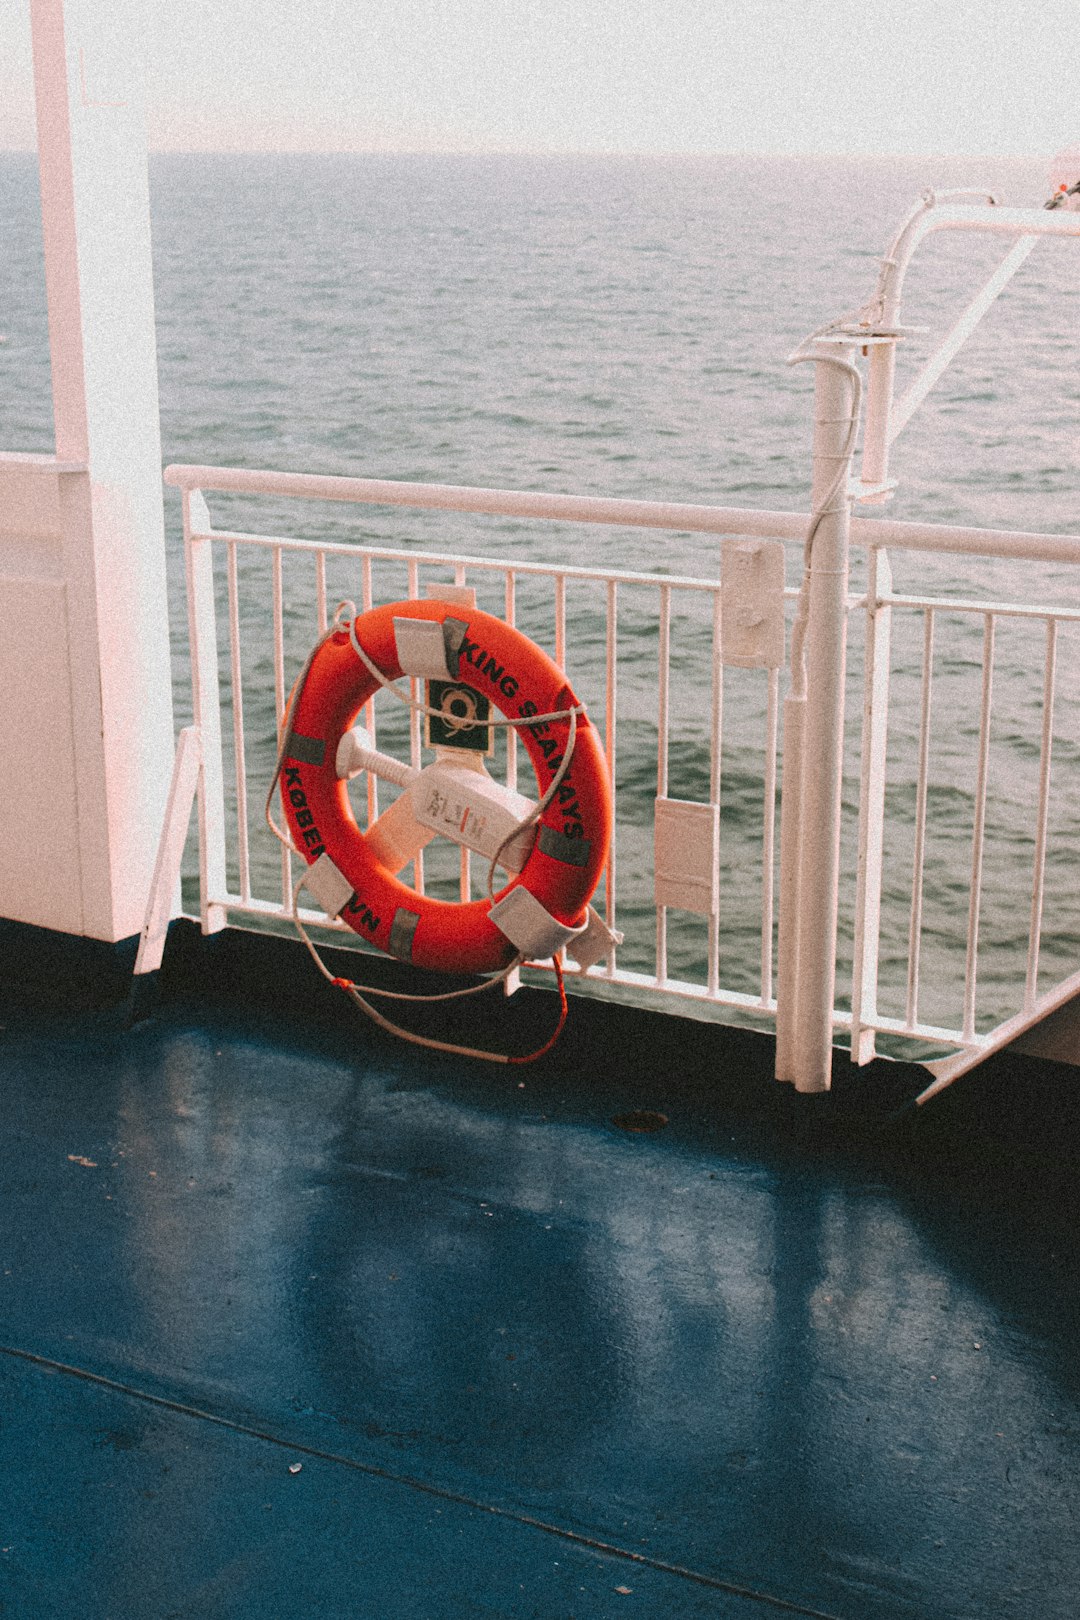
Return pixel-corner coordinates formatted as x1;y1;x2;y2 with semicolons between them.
837;193;1080;498
870;197;1080;330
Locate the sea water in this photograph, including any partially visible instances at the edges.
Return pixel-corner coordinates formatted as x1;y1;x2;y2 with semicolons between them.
2;152;1079;1037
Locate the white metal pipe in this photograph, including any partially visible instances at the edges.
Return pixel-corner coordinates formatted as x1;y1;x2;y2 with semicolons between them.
183;492;227;936
655;586;672;987
165;464;816;537
850;547;892;1066
170;467;1080;567
962;615;995;1042
906;609;935;1029
779;345;860;1092
874;202;1080;331
225;541;250;904
554;574;567;671
604;579;619;973
761;667;780;1007
271;546;291;911
708;590;723;998
407;558;425;896
361;555;377;828
887;590;1080;624
315;550;328;633
860;341;897;490
774;691;804;1083
1025;619;1058;1013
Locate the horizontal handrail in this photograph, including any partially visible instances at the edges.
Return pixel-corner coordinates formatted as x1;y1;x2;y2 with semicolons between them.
165;464;1080;566
196;524;799;596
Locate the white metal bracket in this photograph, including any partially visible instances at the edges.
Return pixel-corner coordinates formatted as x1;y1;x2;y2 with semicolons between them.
134;726;202;976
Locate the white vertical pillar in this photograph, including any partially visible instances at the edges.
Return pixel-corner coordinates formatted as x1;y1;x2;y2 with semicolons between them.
28;0;173;942
775;345;859;1092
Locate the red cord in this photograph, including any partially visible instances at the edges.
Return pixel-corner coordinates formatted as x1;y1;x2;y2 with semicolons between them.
508;956;568;1065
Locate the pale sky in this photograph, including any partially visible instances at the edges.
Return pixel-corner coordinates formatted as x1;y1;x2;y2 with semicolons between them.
1;0;1077;156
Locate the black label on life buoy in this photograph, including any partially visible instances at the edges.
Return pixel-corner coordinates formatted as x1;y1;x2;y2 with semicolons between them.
457;637;521;701
426;679;492;754
282;766;325;859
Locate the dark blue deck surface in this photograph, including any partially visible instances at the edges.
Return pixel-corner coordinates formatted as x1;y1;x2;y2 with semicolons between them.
1;925;1079;1618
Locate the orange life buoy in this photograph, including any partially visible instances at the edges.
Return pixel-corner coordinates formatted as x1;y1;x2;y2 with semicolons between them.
279;599;612;976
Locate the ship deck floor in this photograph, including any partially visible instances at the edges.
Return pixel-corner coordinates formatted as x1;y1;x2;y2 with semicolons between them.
1;924;1079;1619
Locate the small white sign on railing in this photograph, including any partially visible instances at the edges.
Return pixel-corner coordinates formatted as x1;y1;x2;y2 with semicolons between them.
720;538;786;668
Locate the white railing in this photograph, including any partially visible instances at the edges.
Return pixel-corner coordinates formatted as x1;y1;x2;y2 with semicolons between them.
158;461;1080;1084
149;191;1080;1097
167;472;794;1024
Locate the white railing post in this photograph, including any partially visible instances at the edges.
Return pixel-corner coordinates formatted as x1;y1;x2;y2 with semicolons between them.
183;489;227;934
850;546;893;1063
776;343;860;1091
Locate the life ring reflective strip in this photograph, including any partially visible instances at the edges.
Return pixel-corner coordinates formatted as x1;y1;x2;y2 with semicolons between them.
279;599;613;977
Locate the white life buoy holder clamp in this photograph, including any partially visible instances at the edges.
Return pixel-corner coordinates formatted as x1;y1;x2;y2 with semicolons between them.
267;597;618;1064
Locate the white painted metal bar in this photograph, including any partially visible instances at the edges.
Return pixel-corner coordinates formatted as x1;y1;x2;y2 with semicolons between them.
776;344;859;1092
362;554;377;829
134;726;202;976
917;958;1080;1105
760;668;780;1007
604;578;618;975
889;236;1039;443
708;590;723;997
656;585;672;987
225;540;251;903
167;465;1080;565
871;202;1080;333
554;574;567;670
774;676;804;1081
1025;618;1058;1013
406;557;425;895
961;614;996;1042
850;547;893;1064
504;570;518;794
315;549;328;633
271;545;291;910
860;342;897;492
886;591;1080;625
906;609;935;1029
183;490;227;936
165;465;816;537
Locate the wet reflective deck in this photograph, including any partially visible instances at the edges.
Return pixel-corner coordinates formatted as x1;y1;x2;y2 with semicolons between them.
2;928;1079;1619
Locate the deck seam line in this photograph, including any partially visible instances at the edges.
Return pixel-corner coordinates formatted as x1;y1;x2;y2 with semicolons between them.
0;1341;842;1620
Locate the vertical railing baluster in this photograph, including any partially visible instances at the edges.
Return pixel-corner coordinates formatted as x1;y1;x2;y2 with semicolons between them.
604;578;618;975
906;607;935;1029
362;555;376;828
656;585;672;986
505;570;518;794
962;613;995;1042
1025;616;1058;1012
761;666;780;1006
554;574;566;670
850;547;893;1064
226;540;250;903
708;589;723;997
184;489;227;934
315;549;327;633
407;558;425;894
271;545;291;909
